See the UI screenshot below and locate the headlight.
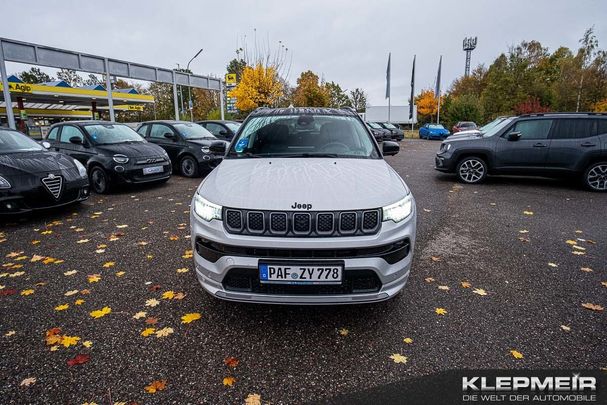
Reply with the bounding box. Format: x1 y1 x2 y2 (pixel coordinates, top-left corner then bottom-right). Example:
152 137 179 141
439 143 451 153
112 154 129 164
194 194 222 222
201 146 210 153
73 159 88 178
0 176 11 189
382 195 413 223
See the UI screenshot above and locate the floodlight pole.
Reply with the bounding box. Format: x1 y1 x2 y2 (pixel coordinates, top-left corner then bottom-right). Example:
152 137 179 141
186 48 203 122
172 70 179 120
0 45 15 129
219 80 225 120
104 58 115 122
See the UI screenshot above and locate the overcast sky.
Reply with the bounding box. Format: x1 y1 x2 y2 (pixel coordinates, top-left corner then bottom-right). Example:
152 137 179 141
3 0 606 105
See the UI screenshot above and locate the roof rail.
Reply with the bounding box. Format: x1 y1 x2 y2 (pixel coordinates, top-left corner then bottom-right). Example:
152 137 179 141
518 112 607 117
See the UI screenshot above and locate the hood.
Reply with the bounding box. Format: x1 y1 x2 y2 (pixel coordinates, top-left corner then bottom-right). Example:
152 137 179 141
186 139 229 147
199 158 409 211
95 142 166 157
445 131 483 142
0 151 78 177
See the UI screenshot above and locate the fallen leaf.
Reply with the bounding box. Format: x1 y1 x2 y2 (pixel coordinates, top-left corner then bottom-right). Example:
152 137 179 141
473 288 488 296
581 303 604 312
64 270 77 276
90 306 112 319
181 313 201 324
67 353 90 367
523 211 534 216
403 337 413 344
82 340 93 348
438 285 450 291
5 330 16 337
430 256 441 262
75 299 85 305
224 356 239 368
116 224 128 229
20 289 34 296
145 298 160 307
155 327 174 338
565 240 577 245
519 230 529 234
176 267 189 273
61 335 80 348
162 291 175 300
76 239 90 244
581 267 593 273
145 317 159 325
572 251 586 256
572 245 586 251
141 328 156 337
510 350 524 359
20 377 36 387
601 281 607 288
424 277 435 283
144 380 167 394
560 325 571 332
102 261 115 268
133 311 147 319
423 208 431 213
548 262 558 268
460 281 472 288
245 393 262 405
338 328 349 336
223 376 236 387
64 290 79 297
389 353 408 364
87 274 101 283
435 307 447 315
115 271 125 277
173 292 186 300
30 254 45 262
55 304 69 311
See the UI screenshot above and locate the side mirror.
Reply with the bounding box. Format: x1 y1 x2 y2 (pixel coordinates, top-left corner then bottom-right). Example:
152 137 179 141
41 141 51 149
69 136 83 145
209 141 227 154
507 132 521 141
219 129 229 136
382 141 400 156
163 132 175 140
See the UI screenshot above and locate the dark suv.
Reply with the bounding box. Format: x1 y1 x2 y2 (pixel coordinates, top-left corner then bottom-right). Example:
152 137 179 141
435 113 607 191
47 121 171 194
137 121 228 177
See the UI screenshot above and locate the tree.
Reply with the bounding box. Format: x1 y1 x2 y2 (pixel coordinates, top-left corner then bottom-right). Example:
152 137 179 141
227 63 284 113
192 88 219 120
449 65 487 98
513 96 551 115
57 69 83 87
444 94 483 127
324 81 351 108
349 88 367 112
18 67 54 83
292 71 328 107
415 89 442 123
227 58 247 82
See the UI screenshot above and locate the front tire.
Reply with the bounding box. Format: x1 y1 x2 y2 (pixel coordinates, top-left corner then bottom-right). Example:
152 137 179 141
456 157 488 184
90 167 111 194
584 162 607 191
180 155 200 178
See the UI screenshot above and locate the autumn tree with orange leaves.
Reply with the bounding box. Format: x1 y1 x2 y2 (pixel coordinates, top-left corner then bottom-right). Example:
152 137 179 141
415 89 444 124
228 64 284 113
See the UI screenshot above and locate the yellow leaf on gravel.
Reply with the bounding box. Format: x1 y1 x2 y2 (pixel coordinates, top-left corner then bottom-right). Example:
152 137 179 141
582 303 604 312
245 393 262 405
90 306 112 318
40 230 53 235
403 337 414 344
162 291 175 300
338 328 349 336
155 327 174 338
115 271 125 277
581 267 593 272
572 251 586 256
430 256 441 262
181 313 201 324
473 288 488 296
389 353 408 364
5 330 15 337
548 263 558 268
87 274 101 283
523 211 534 216
435 308 447 315
30 254 45 262
55 304 69 311
438 285 450 291
460 281 472 288
601 281 607 288
64 270 77 276
20 289 34 296
20 377 36 387
560 325 571 332
141 328 156 337
223 376 236 387
82 340 93 348
64 290 79 297
572 245 586 251
144 379 167 393
74 299 85 305
102 261 115 268
424 277 435 283
566 240 577 245
519 230 529 234
510 350 524 359
176 267 189 273
145 298 160 307
116 224 128 229
61 335 80 348
133 311 147 319
76 239 90 244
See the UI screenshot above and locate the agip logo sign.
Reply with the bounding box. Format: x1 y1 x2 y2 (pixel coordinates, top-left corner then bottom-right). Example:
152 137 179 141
8 83 33 93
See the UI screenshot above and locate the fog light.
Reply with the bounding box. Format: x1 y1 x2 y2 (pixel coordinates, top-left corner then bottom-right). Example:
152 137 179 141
114 166 125 173
203 155 211 161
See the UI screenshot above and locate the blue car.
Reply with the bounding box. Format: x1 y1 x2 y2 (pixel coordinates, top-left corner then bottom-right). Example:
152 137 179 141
419 124 450 140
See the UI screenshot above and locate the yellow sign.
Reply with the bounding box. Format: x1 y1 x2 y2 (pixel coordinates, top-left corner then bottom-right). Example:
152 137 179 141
8 82 33 93
225 73 237 85
114 104 145 111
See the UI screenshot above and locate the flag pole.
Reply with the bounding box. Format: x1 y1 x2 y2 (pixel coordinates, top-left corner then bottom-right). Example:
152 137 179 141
436 55 442 125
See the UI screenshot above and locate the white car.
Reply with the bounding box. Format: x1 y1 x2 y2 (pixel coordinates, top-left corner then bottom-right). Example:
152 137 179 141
190 107 416 304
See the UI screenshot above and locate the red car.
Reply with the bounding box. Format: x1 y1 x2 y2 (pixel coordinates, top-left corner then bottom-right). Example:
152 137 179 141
452 121 478 133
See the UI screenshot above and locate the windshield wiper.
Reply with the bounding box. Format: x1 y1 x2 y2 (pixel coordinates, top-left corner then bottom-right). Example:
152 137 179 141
279 153 340 158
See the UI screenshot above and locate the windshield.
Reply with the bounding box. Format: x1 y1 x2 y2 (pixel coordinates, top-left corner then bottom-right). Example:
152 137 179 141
225 122 241 132
383 122 398 129
481 117 515 137
0 129 45 153
175 123 216 140
227 114 380 159
429 124 445 129
367 122 382 129
84 124 145 145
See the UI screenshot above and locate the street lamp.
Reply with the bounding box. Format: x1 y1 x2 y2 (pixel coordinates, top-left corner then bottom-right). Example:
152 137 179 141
186 48 203 122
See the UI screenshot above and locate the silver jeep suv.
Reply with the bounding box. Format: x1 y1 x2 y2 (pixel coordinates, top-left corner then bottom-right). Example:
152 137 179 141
190 107 416 304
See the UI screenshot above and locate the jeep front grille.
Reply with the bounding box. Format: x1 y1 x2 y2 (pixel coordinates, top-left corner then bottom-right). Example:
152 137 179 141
41 175 63 199
223 208 381 237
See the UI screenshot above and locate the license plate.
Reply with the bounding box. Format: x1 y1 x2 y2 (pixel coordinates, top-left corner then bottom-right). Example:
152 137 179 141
143 166 163 175
259 263 343 284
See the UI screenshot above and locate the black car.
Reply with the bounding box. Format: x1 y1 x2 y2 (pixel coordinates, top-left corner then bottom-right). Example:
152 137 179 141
136 121 229 177
435 113 607 191
198 120 241 141
366 122 390 142
0 128 89 214
47 121 171 194
375 122 404 141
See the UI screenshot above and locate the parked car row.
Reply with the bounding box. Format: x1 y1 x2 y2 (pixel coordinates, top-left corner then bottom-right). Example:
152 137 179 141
366 121 404 142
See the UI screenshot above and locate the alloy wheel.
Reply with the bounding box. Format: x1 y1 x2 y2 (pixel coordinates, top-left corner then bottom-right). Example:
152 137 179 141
458 159 485 183
91 168 107 193
181 157 196 177
586 164 607 191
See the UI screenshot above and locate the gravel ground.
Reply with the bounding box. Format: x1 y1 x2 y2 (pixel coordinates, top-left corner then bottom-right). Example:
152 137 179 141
0 139 605 404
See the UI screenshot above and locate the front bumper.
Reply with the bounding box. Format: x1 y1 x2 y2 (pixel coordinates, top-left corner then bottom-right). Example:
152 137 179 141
0 178 89 215
109 162 172 184
190 203 416 305
434 154 456 172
